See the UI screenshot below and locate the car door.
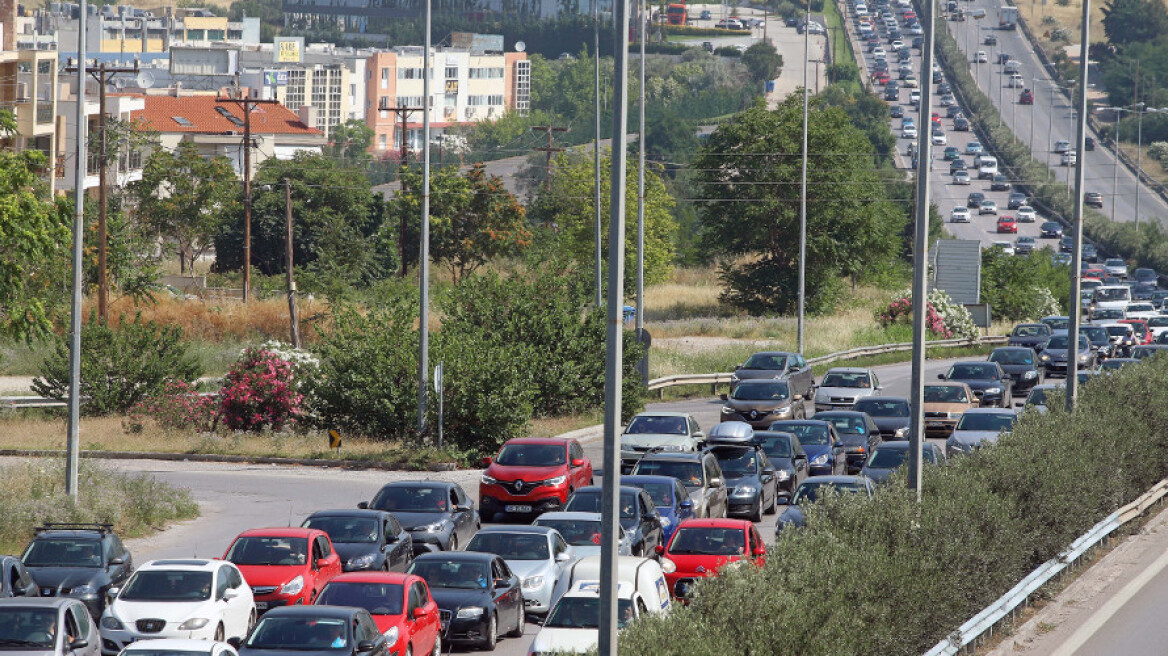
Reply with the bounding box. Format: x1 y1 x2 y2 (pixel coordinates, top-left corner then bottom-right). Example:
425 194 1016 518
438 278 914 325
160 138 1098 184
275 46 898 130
865 417 882 451
756 450 776 509
790 437 809 485
549 533 571 583
569 441 592 488
674 481 695 522
216 564 249 637
688 417 705 449
414 580 441 651
704 456 728 518
313 535 342 599
492 559 521 630
449 486 475 546
355 612 386 656
637 491 662 553
66 601 99 656
828 427 846 475
385 515 411 572
749 527 767 566
789 354 813 398
104 535 132 586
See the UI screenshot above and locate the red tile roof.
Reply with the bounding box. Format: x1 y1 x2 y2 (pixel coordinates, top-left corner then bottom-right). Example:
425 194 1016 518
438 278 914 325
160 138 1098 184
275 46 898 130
129 95 321 135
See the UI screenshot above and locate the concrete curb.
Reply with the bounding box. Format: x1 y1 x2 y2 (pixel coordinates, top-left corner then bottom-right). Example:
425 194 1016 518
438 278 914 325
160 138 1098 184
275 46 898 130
0 449 460 472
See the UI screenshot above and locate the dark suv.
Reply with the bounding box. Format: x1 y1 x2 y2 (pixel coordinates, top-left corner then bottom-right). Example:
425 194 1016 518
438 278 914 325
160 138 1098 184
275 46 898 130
631 451 729 520
20 523 133 618
938 361 1013 407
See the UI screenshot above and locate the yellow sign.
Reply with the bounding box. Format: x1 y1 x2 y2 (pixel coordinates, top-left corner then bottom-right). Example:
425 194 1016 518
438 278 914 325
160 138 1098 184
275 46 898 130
276 38 302 63
328 429 342 450
445 79 459 94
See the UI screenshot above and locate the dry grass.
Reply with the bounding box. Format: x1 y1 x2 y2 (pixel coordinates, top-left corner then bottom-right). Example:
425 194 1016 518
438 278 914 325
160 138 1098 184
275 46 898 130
1118 143 1168 189
103 294 330 344
1019 0 1106 46
528 408 605 436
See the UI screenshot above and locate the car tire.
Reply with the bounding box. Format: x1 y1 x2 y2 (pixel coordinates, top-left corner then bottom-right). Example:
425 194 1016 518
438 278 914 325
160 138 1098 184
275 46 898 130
508 604 525 637
479 614 498 651
765 490 778 515
247 611 256 632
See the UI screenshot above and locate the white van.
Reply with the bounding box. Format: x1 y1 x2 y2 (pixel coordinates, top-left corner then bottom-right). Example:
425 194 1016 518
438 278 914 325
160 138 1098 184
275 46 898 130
978 156 999 179
551 556 671 614
1004 59 1021 74
527 580 649 655
1091 285 1132 313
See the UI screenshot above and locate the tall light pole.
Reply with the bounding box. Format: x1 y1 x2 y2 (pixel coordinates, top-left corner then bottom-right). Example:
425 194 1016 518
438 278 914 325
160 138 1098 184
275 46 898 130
1135 102 1145 232
599 0 630 650
797 4 809 355
417 0 432 438
66 0 89 499
594 0 603 307
635 0 648 384
1065 0 1090 410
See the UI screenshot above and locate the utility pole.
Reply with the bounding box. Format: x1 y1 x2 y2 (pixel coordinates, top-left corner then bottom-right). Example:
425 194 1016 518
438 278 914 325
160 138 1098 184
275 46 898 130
797 4 809 355
532 125 568 191
418 0 432 440
284 178 301 348
66 0 89 500
389 104 421 277
636 0 648 384
594 0 603 308
1066 0 1091 409
64 60 139 323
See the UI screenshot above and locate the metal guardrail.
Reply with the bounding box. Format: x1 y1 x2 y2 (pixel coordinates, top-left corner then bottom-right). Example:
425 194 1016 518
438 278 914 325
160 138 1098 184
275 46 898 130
646 336 1007 392
1 391 219 410
924 478 1168 655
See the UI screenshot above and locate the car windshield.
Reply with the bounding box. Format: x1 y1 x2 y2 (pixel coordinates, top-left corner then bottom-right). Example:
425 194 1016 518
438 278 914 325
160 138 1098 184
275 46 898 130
1102 359 1131 371
302 517 378 544
0 609 59 649
1129 304 1155 313
1012 325 1048 337
772 423 830 445
714 447 759 475
544 597 634 630
758 434 794 458
1081 327 1109 343
466 532 550 561
21 538 102 567
120 570 213 601
820 416 866 435
866 448 907 470
955 413 1015 431
948 364 999 380
1043 318 1070 330
924 385 968 403
565 491 637 519
1106 259 1124 266
1148 317 1168 328
225 537 308 566
1046 335 1088 350
1095 309 1124 320
122 651 209 656
408 560 490 590
1126 323 1148 337
624 415 688 435
852 399 909 417
1132 347 1163 360
792 481 865 504
495 443 566 467
633 460 704 488
245 616 350 650
730 381 790 401
371 486 449 513
634 482 676 507
742 353 787 370
534 519 602 547
990 350 1033 365
1095 288 1130 302
316 581 404 616
821 372 872 388
668 527 746 556
1106 326 1132 338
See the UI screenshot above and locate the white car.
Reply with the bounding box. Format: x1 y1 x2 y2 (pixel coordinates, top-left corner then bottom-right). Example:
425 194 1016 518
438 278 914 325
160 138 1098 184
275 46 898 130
1016 205 1037 222
119 640 238 656
463 525 574 616
953 170 971 185
1103 258 1129 278
903 125 918 139
1146 315 1168 340
932 132 947 146
903 75 919 88
100 560 255 654
527 581 645 655
975 50 988 63
1125 302 1158 320
872 46 887 58
1054 139 1072 153
1008 74 1025 88
978 200 998 215
909 90 921 106
991 241 1016 256
1061 150 1078 166
950 206 971 222
533 512 634 559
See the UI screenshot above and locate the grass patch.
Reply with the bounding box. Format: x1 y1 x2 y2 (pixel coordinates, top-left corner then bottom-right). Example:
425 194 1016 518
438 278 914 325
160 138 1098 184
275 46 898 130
1019 0 1106 46
0 458 199 554
822 0 853 64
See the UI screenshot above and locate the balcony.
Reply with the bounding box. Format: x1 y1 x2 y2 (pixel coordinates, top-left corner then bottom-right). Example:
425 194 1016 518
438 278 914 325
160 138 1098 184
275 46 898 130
36 104 53 125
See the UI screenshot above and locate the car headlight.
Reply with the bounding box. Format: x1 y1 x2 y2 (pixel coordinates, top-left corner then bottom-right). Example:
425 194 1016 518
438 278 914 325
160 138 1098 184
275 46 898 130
457 606 485 619
384 626 399 646
1023 370 1037 379
985 387 1002 395
660 558 677 574
810 453 828 466
894 427 909 437
774 406 792 416
179 618 210 631
544 475 566 486
100 616 124 630
522 576 544 591
775 470 791 482
658 444 684 452
1079 355 1089 362
280 575 304 596
731 485 758 497
1040 354 1051 361
721 406 736 414
68 584 97 597
481 474 498 485
947 412 961 419
423 521 447 532
347 553 377 568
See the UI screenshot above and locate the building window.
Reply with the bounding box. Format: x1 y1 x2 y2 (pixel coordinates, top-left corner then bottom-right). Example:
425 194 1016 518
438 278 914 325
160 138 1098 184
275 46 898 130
381 67 389 88
487 94 503 106
379 134 386 150
469 67 504 79
396 95 423 107
397 67 423 79
445 66 458 79
513 60 530 116
467 95 486 106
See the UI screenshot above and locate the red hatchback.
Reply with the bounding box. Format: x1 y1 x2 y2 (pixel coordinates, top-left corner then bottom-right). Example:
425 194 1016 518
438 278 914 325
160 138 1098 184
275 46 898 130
658 518 766 601
315 572 442 656
997 215 1018 233
479 437 593 520
224 527 343 611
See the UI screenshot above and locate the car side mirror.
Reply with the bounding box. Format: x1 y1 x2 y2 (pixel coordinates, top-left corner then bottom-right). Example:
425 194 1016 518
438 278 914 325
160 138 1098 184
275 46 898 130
495 578 510 589
794 453 807 461
710 477 723 487
107 586 120 598
752 546 767 557
936 373 946 380
68 640 89 651
108 557 124 567
875 385 883 391
316 558 329 569
481 456 493 466
1015 400 1024 407
679 499 694 509
655 544 665 555
762 467 776 476
222 587 239 601
556 551 572 562
356 641 376 653
793 394 803 401
734 365 742 371
693 432 704 439
720 393 728 401
571 458 586 467
413 607 427 619
456 503 473 511
357 501 369 510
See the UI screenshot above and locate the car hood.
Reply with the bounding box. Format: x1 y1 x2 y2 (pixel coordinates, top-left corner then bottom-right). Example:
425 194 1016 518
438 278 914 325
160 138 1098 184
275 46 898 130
836 434 868 448
665 553 743 576
815 387 875 401
776 506 806 531
869 415 910 431
996 363 1037 376
529 627 598 654
109 598 215 623
505 559 553 581
392 511 450 531
733 369 784 382
949 430 1003 447
240 648 336 656
24 566 105 592
951 378 1003 392
1042 348 1085 361
485 464 567 482
235 564 305 588
332 542 379 562
923 402 973 414
428 586 491 612
723 399 792 412
860 466 894 484
723 474 761 492
620 435 692 449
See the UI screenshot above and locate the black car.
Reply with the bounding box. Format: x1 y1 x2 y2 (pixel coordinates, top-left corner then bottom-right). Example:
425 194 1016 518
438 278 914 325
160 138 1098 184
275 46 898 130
235 605 388 656
984 33 998 45
1082 243 1098 262
1008 192 1029 209
1039 333 1094 376
810 411 882 474
359 481 480 554
950 158 968 173
912 36 924 49
0 555 38 598
890 104 904 118
768 420 846 477
851 396 911 439
408 552 525 649
1134 267 1159 284
564 486 664 556
1080 324 1114 359
708 442 779 521
990 174 1011 191
937 82 952 95
754 431 809 503
860 441 946 485
967 192 986 208
1085 136 1095 150
1060 235 1074 253
784 16 800 26
1151 290 1168 309
775 476 875 533
301 509 413 573
20 523 133 618
1132 281 1157 301
885 86 899 101
1040 221 1064 238
938 361 1013 407
987 347 1043 395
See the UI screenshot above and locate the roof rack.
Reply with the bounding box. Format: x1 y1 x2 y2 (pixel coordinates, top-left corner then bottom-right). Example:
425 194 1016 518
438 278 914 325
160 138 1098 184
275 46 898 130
35 522 114 534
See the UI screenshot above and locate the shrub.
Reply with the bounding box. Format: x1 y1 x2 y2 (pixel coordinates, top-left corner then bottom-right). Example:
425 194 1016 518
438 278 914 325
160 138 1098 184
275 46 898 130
713 46 742 58
219 348 304 431
127 380 217 433
876 289 977 339
1148 141 1168 165
32 314 202 416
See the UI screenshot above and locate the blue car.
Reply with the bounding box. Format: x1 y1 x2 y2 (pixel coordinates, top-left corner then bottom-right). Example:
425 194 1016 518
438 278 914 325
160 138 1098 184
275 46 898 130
621 474 695 543
768 420 846 477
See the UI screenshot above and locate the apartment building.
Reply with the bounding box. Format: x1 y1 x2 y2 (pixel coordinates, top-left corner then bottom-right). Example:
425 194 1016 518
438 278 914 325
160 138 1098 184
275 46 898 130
57 89 146 193
25 4 259 55
0 0 59 192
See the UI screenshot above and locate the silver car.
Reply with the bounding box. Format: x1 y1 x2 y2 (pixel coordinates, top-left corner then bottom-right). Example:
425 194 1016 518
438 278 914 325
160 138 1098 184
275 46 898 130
619 412 704 474
813 368 881 411
463 525 574 616
945 408 1016 458
532 512 633 560
0 598 101 656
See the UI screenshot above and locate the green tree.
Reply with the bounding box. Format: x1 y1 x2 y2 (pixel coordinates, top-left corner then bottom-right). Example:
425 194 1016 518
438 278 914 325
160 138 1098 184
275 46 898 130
980 247 1069 320
527 150 677 290
325 119 374 166
694 97 906 315
741 41 783 83
1101 0 1168 45
0 109 71 340
131 142 239 274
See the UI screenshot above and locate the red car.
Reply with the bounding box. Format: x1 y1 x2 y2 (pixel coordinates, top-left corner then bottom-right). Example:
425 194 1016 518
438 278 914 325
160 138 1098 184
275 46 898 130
479 437 593 520
315 572 442 656
1020 88 1034 104
997 215 1018 233
657 518 766 601
224 527 343 611
873 71 891 85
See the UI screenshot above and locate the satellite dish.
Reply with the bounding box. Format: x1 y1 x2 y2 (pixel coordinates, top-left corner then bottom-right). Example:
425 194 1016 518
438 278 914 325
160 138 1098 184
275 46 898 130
136 70 155 89
515 40 526 52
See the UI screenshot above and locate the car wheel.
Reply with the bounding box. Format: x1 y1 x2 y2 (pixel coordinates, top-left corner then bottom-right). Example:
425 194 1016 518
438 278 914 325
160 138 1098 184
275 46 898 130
431 635 441 656
749 499 763 523
406 647 413 656
449 535 458 552
508 604 525 637
479 614 498 650
214 624 224 642
247 611 256 632
765 489 778 515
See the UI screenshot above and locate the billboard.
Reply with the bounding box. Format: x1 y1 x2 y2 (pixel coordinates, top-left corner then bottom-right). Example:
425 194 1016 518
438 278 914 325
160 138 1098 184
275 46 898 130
170 46 238 76
275 37 304 63
450 32 504 53
264 70 289 86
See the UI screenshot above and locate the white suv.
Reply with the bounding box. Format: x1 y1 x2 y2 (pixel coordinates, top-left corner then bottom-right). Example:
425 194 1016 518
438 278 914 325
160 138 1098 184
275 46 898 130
100 559 256 654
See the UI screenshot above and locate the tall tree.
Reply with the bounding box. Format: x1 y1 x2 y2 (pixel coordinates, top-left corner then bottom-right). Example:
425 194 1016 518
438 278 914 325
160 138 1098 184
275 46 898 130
1101 0 1168 46
695 97 906 315
131 142 239 274
325 119 375 166
741 41 783 84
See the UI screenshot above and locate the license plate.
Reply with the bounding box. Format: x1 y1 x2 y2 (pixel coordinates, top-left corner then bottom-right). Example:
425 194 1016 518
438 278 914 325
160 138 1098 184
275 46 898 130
927 422 943 428
256 602 269 611
505 505 532 513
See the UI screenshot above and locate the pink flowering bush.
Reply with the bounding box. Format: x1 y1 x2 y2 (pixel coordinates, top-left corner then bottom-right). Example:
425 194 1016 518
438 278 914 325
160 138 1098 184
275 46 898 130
126 380 217 433
875 293 954 338
219 348 303 432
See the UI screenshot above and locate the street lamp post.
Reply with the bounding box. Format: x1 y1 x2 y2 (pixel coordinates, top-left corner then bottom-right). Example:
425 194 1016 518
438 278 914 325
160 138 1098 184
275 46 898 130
1136 102 1145 231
